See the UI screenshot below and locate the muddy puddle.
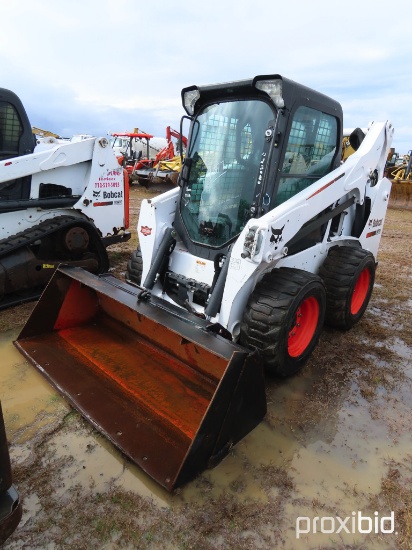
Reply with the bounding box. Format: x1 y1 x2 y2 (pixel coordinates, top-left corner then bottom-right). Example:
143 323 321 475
2 314 411 548
182 353 412 548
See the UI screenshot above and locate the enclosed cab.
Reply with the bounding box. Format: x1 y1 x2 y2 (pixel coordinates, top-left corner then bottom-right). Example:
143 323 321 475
176 75 343 262
0 88 36 203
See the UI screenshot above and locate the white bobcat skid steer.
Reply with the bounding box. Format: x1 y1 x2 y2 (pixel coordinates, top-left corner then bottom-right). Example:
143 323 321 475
132 75 392 376
15 75 393 491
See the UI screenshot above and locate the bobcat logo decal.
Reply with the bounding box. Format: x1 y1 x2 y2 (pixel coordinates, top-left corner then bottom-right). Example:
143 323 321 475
270 225 285 245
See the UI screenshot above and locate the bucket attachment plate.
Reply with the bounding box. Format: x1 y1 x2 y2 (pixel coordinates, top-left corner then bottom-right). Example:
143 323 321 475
15 266 266 491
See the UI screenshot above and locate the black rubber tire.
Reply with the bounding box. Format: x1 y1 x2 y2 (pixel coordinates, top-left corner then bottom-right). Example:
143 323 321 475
240 268 326 377
319 245 376 330
125 246 143 286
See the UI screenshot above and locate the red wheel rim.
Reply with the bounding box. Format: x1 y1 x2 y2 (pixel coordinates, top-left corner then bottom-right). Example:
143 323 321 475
351 267 371 315
288 296 319 358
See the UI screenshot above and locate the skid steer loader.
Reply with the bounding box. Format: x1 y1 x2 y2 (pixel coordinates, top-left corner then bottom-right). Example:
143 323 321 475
0 88 130 309
15 74 393 491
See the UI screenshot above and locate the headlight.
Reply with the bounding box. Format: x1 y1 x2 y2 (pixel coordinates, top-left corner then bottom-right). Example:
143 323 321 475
183 88 200 115
255 78 284 108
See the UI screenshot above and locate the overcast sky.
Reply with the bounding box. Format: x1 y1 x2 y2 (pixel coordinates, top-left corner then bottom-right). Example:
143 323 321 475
1 0 411 154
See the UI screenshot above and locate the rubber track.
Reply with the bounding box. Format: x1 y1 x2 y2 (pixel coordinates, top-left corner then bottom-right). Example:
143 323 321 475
0 215 109 310
0 215 79 259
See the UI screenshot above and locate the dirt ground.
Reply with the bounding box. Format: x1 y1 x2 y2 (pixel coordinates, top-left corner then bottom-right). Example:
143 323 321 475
0 188 411 549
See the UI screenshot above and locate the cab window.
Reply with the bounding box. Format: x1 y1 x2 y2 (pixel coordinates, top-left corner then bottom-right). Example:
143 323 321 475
275 106 338 206
0 101 23 159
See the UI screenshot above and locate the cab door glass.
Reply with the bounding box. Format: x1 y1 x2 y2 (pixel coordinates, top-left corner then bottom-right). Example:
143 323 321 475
275 106 338 206
181 99 274 248
0 101 23 160
0 101 31 201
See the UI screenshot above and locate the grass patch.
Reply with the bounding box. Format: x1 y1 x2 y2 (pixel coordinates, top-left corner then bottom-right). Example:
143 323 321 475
368 457 412 549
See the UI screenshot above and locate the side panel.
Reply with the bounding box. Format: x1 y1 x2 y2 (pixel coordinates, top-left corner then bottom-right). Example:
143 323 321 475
30 163 91 198
138 187 179 283
1 138 128 237
72 140 127 236
220 121 394 331
359 177 392 258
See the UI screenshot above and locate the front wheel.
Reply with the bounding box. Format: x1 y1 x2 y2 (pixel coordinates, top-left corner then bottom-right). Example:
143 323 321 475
319 245 376 330
240 268 326 377
125 246 143 286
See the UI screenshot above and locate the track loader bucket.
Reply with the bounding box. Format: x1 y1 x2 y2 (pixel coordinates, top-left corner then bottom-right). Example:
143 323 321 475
15 266 266 491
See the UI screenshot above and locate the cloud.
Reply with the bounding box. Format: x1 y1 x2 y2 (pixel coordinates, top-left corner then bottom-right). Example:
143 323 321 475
1 0 411 152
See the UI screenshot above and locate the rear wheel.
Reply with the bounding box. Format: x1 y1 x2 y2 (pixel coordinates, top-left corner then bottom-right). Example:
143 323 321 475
126 246 143 285
319 245 376 330
240 268 326 377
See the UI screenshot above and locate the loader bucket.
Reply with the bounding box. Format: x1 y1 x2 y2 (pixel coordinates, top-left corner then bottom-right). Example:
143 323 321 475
14 266 266 491
389 181 412 210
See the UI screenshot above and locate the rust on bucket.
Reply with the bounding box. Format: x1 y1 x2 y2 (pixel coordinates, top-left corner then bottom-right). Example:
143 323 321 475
15 266 266 491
